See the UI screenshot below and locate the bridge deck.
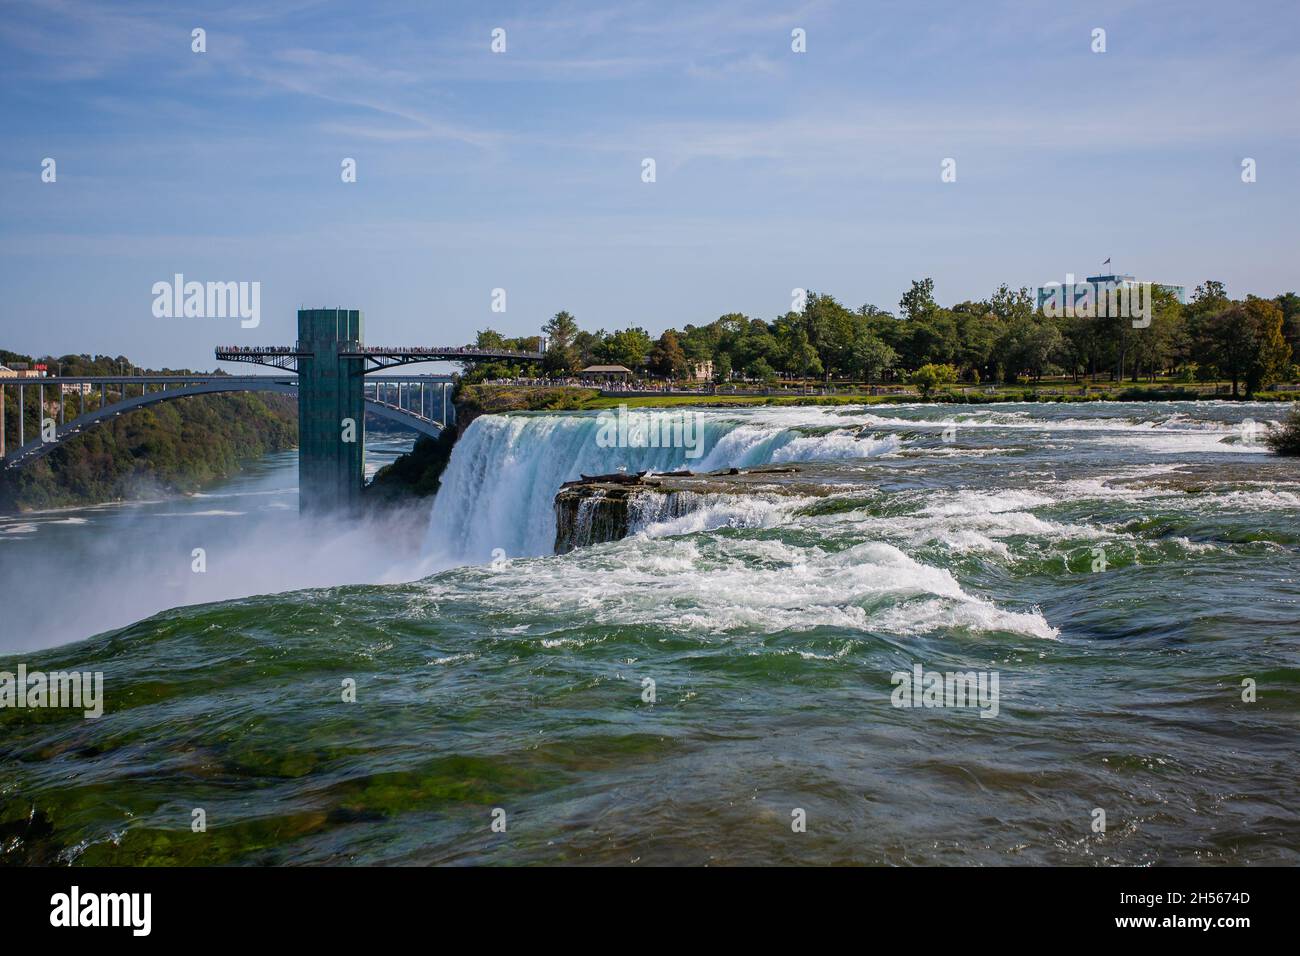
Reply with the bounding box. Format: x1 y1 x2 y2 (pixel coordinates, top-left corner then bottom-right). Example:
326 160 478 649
216 345 542 373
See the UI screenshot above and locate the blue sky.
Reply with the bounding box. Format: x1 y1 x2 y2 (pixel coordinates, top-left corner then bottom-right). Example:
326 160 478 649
1 0 1297 371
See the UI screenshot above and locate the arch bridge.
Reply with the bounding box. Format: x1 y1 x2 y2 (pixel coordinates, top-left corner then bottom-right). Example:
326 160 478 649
1 373 454 472
3 308 544 512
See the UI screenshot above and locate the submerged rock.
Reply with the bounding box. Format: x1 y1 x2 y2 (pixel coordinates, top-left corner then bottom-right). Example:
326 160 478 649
552 466 813 553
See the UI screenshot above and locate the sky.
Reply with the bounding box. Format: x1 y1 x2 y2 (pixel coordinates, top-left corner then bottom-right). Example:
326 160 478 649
1 0 1298 372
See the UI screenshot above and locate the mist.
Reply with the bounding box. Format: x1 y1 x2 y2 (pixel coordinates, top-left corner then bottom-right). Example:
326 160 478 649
0 450 448 655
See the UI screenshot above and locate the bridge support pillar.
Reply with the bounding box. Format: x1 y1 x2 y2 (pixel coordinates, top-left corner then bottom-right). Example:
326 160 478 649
297 308 366 515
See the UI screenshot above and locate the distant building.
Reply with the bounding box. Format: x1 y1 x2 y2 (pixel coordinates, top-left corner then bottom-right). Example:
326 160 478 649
686 359 714 383
1037 273 1186 313
580 364 632 380
0 363 47 379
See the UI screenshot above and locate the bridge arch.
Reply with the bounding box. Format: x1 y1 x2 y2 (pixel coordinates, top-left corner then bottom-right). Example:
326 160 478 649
362 399 445 439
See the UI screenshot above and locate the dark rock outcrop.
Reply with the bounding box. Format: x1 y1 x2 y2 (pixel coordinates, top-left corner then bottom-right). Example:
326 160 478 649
553 466 811 553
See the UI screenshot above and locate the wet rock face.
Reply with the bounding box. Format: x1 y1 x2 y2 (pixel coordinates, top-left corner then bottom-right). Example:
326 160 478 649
552 467 807 553
553 483 636 553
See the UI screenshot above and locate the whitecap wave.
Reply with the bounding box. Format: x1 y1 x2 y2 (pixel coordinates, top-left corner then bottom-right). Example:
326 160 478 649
424 537 1059 641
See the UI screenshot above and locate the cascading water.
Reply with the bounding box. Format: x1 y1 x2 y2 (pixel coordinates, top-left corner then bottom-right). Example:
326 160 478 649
421 408 900 563
626 489 810 539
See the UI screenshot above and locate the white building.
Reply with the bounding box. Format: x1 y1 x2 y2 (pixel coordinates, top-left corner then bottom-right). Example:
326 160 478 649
687 359 714 383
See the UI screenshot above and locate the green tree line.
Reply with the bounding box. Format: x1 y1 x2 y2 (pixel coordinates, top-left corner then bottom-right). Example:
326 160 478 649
466 280 1299 398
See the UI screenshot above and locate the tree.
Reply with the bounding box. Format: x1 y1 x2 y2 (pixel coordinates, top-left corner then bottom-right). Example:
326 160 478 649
599 327 653 369
989 284 1036 323
735 320 778 373
1274 292 1300 358
543 342 578 376
1191 280 1228 306
956 310 1001 381
910 363 957 398
746 357 778 384
573 329 606 368
803 292 859 382
899 278 938 322
852 333 897 385
1184 280 1230 349
1206 306 1258 395
777 324 821 382
896 310 960 369
649 328 688 379
1245 297 1292 394
678 322 719 367
1128 287 1185 381
1204 300 1281 397
543 310 579 349
994 316 1062 383
858 303 893 319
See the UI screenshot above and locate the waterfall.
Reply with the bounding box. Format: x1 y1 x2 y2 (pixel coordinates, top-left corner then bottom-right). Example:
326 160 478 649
421 407 900 564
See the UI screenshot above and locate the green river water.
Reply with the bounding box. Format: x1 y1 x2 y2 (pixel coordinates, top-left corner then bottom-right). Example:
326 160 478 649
1 403 1297 865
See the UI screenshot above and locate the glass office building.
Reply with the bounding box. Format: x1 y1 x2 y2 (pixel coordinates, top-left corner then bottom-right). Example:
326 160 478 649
1037 273 1186 313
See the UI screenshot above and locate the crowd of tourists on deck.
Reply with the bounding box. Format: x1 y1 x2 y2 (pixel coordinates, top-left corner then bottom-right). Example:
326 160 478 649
351 345 539 356
216 345 297 354
218 345 541 356
472 375 872 395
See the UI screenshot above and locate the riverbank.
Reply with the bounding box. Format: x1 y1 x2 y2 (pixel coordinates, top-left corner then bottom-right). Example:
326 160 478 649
463 382 1300 413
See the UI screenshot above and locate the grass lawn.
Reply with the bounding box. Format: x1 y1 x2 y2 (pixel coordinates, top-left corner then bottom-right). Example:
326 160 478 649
577 388 1299 411
462 381 1299 413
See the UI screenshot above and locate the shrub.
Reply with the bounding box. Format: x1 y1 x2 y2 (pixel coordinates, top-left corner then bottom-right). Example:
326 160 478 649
1266 406 1300 456
909 363 958 398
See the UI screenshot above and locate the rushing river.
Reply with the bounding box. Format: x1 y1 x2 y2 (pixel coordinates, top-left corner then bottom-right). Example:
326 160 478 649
1 403 1298 865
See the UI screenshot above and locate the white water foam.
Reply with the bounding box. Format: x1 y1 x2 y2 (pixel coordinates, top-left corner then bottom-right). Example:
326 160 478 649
423 536 1059 640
